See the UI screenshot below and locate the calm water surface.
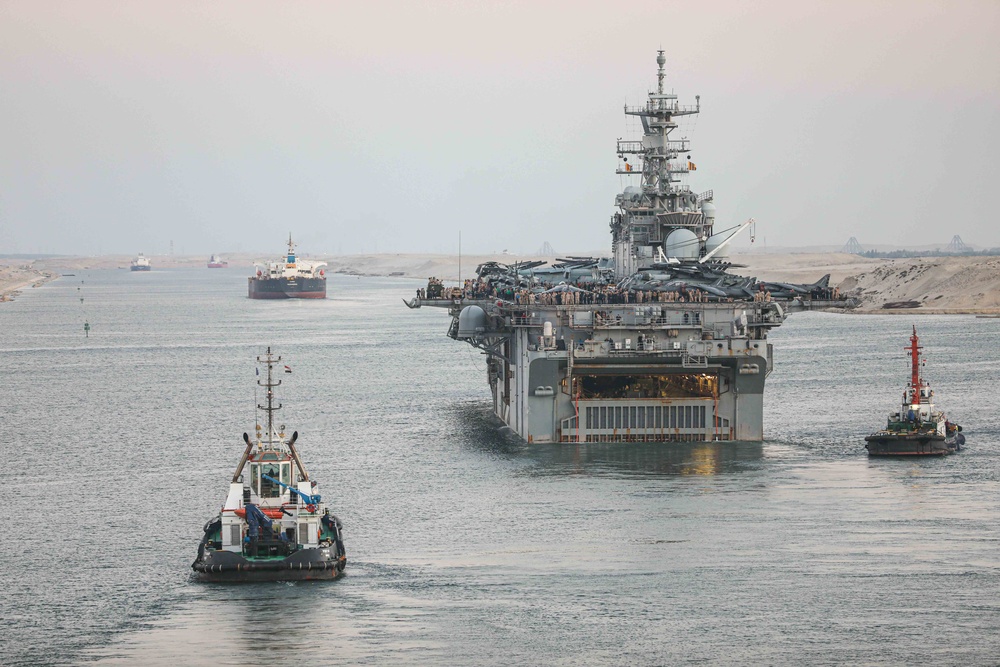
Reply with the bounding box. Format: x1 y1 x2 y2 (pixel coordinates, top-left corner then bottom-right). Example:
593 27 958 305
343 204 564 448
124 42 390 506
1 268 998 665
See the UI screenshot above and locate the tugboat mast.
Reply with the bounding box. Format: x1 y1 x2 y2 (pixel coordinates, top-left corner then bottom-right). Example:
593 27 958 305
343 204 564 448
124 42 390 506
257 347 282 449
906 325 924 405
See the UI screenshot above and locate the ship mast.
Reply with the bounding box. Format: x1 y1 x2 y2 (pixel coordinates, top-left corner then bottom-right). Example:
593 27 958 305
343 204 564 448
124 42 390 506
612 51 708 278
286 233 296 267
905 325 924 405
257 347 282 449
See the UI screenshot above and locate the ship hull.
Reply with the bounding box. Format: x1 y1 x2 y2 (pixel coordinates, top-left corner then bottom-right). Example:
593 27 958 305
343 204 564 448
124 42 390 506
248 277 326 299
192 550 346 582
130 265 151 272
207 263 228 269
439 299 779 444
864 433 956 456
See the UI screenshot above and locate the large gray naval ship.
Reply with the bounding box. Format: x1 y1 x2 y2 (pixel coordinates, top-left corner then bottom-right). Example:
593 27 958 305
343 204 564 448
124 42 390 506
408 52 852 444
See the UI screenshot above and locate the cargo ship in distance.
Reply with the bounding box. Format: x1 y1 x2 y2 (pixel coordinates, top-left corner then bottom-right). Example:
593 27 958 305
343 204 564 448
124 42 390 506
208 254 228 268
130 253 151 271
248 235 327 299
865 326 964 456
407 51 854 444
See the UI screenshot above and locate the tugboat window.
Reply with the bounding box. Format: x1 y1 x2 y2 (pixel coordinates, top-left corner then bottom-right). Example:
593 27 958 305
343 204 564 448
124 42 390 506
260 464 281 498
250 464 260 497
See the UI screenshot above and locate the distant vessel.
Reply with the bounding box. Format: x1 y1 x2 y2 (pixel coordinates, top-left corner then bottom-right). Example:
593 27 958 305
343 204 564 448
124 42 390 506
191 348 347 581
130 254 151 271
248 235 327 299
865 326 964 456
208 254 228 268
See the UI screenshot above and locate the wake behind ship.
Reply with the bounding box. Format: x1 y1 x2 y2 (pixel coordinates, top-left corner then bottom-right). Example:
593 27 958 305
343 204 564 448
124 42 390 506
248 235 327 299
407 51 854 444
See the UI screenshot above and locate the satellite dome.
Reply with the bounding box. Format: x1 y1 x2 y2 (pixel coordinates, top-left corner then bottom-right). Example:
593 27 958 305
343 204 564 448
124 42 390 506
663 229 699 260
457 305 488 338
700 201 716 219
705 232 730 259
623 186 642 201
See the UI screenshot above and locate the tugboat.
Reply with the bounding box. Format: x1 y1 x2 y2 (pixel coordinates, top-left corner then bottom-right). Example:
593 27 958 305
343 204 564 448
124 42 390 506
248 235 327 299
192 348 346 581
865 326 964 456
207 254 229 268
130 253 151 271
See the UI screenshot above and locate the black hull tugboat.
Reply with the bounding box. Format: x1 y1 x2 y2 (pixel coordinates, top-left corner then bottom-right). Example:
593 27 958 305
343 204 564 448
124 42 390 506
865 326 964 457
192 348 346 581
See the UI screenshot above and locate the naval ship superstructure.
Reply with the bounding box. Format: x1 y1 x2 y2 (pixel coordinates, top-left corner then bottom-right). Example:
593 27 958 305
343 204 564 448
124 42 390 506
408 52 848 444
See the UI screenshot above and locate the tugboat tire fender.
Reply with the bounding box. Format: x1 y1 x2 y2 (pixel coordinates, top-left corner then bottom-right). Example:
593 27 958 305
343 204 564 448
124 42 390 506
194 560 341 573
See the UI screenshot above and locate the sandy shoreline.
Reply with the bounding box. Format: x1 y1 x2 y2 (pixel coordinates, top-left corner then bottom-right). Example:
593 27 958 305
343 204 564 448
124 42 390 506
6 252 999 314
0 263 58 302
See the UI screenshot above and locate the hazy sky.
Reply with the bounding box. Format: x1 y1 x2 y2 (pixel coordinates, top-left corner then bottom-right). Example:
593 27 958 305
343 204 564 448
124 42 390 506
2 1 998 256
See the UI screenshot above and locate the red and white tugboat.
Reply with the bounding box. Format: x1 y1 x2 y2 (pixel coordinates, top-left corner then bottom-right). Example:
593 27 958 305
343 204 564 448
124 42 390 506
192 348 346 581
865 326 964 456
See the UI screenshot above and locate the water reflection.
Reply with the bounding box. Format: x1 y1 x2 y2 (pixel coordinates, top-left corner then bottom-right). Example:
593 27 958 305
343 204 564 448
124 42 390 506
450 401 764 478
449 402 529 459
525 440 765 478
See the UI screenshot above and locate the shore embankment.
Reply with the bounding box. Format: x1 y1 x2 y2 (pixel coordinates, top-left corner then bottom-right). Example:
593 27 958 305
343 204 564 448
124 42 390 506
834 255 1000 314
0 262 58 302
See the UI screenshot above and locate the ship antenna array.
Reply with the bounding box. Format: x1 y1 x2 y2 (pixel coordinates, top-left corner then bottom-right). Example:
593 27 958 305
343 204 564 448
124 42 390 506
656 49 666 95
257 346 282 449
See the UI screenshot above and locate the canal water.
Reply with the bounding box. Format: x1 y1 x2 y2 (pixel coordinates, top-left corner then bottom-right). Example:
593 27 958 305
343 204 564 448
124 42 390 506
1 268 997 665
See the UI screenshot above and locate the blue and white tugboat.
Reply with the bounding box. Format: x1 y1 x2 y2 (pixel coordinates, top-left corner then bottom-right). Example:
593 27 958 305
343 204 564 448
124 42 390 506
192 348 346 581
865 326 965 456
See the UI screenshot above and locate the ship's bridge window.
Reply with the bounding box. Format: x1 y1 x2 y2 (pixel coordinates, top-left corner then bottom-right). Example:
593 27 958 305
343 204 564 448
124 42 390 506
250 461 291 499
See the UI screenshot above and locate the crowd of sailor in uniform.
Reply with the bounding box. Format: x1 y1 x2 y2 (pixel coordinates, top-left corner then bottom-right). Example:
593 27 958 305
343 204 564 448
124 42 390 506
416 274 841 305
416 277 781 305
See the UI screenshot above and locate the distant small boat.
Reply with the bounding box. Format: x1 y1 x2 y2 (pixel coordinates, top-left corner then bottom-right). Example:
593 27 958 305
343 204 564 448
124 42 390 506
208 254 229 269
130 254 151 271
865 326 964 456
